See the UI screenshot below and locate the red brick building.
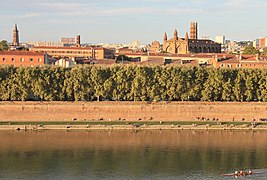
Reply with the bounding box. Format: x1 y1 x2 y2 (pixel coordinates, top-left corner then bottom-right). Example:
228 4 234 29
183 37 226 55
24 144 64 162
210 54 267 69
29 46 115 59
0 51 49 67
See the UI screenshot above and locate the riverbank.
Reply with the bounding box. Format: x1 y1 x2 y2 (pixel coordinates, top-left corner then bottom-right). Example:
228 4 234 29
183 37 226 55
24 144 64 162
0 101 267 122
1 121 267 131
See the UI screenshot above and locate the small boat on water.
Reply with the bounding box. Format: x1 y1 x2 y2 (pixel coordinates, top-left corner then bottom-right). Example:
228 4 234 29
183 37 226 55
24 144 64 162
222 170 261 177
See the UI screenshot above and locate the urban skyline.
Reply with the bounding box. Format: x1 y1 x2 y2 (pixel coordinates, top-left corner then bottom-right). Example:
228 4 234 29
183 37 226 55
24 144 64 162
0 0 267 44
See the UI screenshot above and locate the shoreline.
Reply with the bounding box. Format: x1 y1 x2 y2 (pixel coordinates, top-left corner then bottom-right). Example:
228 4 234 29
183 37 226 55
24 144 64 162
1 123 267 131
1 101 267 132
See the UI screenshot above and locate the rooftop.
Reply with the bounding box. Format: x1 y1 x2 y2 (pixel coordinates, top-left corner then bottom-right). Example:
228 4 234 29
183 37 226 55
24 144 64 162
0 51 45 56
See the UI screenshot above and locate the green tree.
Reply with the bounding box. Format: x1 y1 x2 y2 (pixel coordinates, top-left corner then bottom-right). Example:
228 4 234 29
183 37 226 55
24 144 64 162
261 48 267 55
116 55 129 63
243 46 259 55
0 40 9 51
201 69 224 101
233 70 246 101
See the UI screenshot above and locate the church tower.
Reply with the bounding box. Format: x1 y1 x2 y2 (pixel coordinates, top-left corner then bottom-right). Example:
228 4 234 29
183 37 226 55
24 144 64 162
190 22 198 39
12 24 19 46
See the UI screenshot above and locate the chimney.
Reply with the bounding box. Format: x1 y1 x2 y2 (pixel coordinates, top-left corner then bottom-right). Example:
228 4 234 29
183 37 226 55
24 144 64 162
239 54 242 61
76 35 81 47
255 53 259 61
215 55 218 62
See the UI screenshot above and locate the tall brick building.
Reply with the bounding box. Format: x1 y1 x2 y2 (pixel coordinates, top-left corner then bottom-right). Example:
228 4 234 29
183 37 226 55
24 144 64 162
12 24 19 46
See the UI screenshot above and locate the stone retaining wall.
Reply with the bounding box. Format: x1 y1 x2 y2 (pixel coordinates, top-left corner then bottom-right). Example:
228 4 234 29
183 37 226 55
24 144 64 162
0 101 266 122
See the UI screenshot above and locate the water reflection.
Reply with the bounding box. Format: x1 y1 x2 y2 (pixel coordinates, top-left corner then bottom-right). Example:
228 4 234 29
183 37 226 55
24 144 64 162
0 130 267 179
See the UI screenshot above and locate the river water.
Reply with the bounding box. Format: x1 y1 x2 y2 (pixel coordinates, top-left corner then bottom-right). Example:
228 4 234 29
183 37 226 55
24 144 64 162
0 130 267 179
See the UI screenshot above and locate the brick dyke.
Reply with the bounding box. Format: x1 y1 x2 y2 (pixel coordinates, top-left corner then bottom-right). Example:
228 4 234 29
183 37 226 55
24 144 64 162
0 101 266 122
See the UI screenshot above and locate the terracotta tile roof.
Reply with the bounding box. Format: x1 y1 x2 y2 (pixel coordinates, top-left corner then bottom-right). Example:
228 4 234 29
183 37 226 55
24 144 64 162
30 46 93 50
0 51 45 56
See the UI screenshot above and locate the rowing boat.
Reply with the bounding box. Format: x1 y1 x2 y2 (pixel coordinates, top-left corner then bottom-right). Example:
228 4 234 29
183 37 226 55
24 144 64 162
221 171 262 177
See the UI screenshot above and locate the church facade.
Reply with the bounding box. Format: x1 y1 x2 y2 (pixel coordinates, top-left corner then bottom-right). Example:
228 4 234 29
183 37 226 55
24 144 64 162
163 22 221 54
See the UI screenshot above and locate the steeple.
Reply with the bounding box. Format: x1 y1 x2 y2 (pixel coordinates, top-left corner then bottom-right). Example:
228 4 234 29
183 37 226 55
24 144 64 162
163 32 167 42
12 23 19 46
14 24 18 31
174 29 178 38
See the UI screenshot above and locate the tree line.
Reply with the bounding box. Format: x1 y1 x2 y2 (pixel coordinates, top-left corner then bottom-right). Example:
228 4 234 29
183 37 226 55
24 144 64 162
0 65 267 102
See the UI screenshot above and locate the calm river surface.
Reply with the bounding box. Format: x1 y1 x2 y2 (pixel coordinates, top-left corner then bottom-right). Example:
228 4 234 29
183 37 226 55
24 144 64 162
0 130 267 180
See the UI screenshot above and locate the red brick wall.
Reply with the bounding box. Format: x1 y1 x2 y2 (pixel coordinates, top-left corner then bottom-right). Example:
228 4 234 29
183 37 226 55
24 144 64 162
0 52 45 66
0 101 266 122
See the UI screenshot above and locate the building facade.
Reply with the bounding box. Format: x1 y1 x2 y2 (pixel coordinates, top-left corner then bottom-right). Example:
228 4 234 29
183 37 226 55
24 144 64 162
210 54 267 69
163 22 221 55
150 41 161 53
30 46 115 59
0 51 49 67
163 30 189 54
215 36 226 44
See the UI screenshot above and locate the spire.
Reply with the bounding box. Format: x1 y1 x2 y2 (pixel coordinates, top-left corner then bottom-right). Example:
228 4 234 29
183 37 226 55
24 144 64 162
14 23 18 31
185 32 189 41
174 29 178 38
12 23 19 46
163 32 167 41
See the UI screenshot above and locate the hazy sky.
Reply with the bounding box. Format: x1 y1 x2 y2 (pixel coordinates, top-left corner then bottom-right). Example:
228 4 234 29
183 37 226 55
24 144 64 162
0 0 266 44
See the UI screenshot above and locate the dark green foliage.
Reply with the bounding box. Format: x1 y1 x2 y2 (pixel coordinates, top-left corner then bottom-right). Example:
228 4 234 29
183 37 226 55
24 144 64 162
0 40 9 51
262 48 267 56
243 46 260 55
0 65 267 102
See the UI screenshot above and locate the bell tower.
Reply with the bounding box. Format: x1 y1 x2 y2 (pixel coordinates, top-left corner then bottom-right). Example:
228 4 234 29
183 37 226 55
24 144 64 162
12 24 19 46
190 22 198 39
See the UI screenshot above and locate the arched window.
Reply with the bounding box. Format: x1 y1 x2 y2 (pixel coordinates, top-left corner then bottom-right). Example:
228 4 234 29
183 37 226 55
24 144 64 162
199 47 202 53
189 46 193 52
194 47 198 53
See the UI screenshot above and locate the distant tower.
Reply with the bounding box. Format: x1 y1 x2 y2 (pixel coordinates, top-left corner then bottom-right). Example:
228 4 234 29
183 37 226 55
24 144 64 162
76 35 81 47
190 22 198 39
12 24 19 46
163 32 167 42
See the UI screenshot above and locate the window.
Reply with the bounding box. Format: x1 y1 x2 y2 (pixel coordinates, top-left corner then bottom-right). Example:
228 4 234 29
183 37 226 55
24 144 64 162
2 58 6 62
11 58 15 62
38 58 42 62
29 58 33 62
20 58 24 62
